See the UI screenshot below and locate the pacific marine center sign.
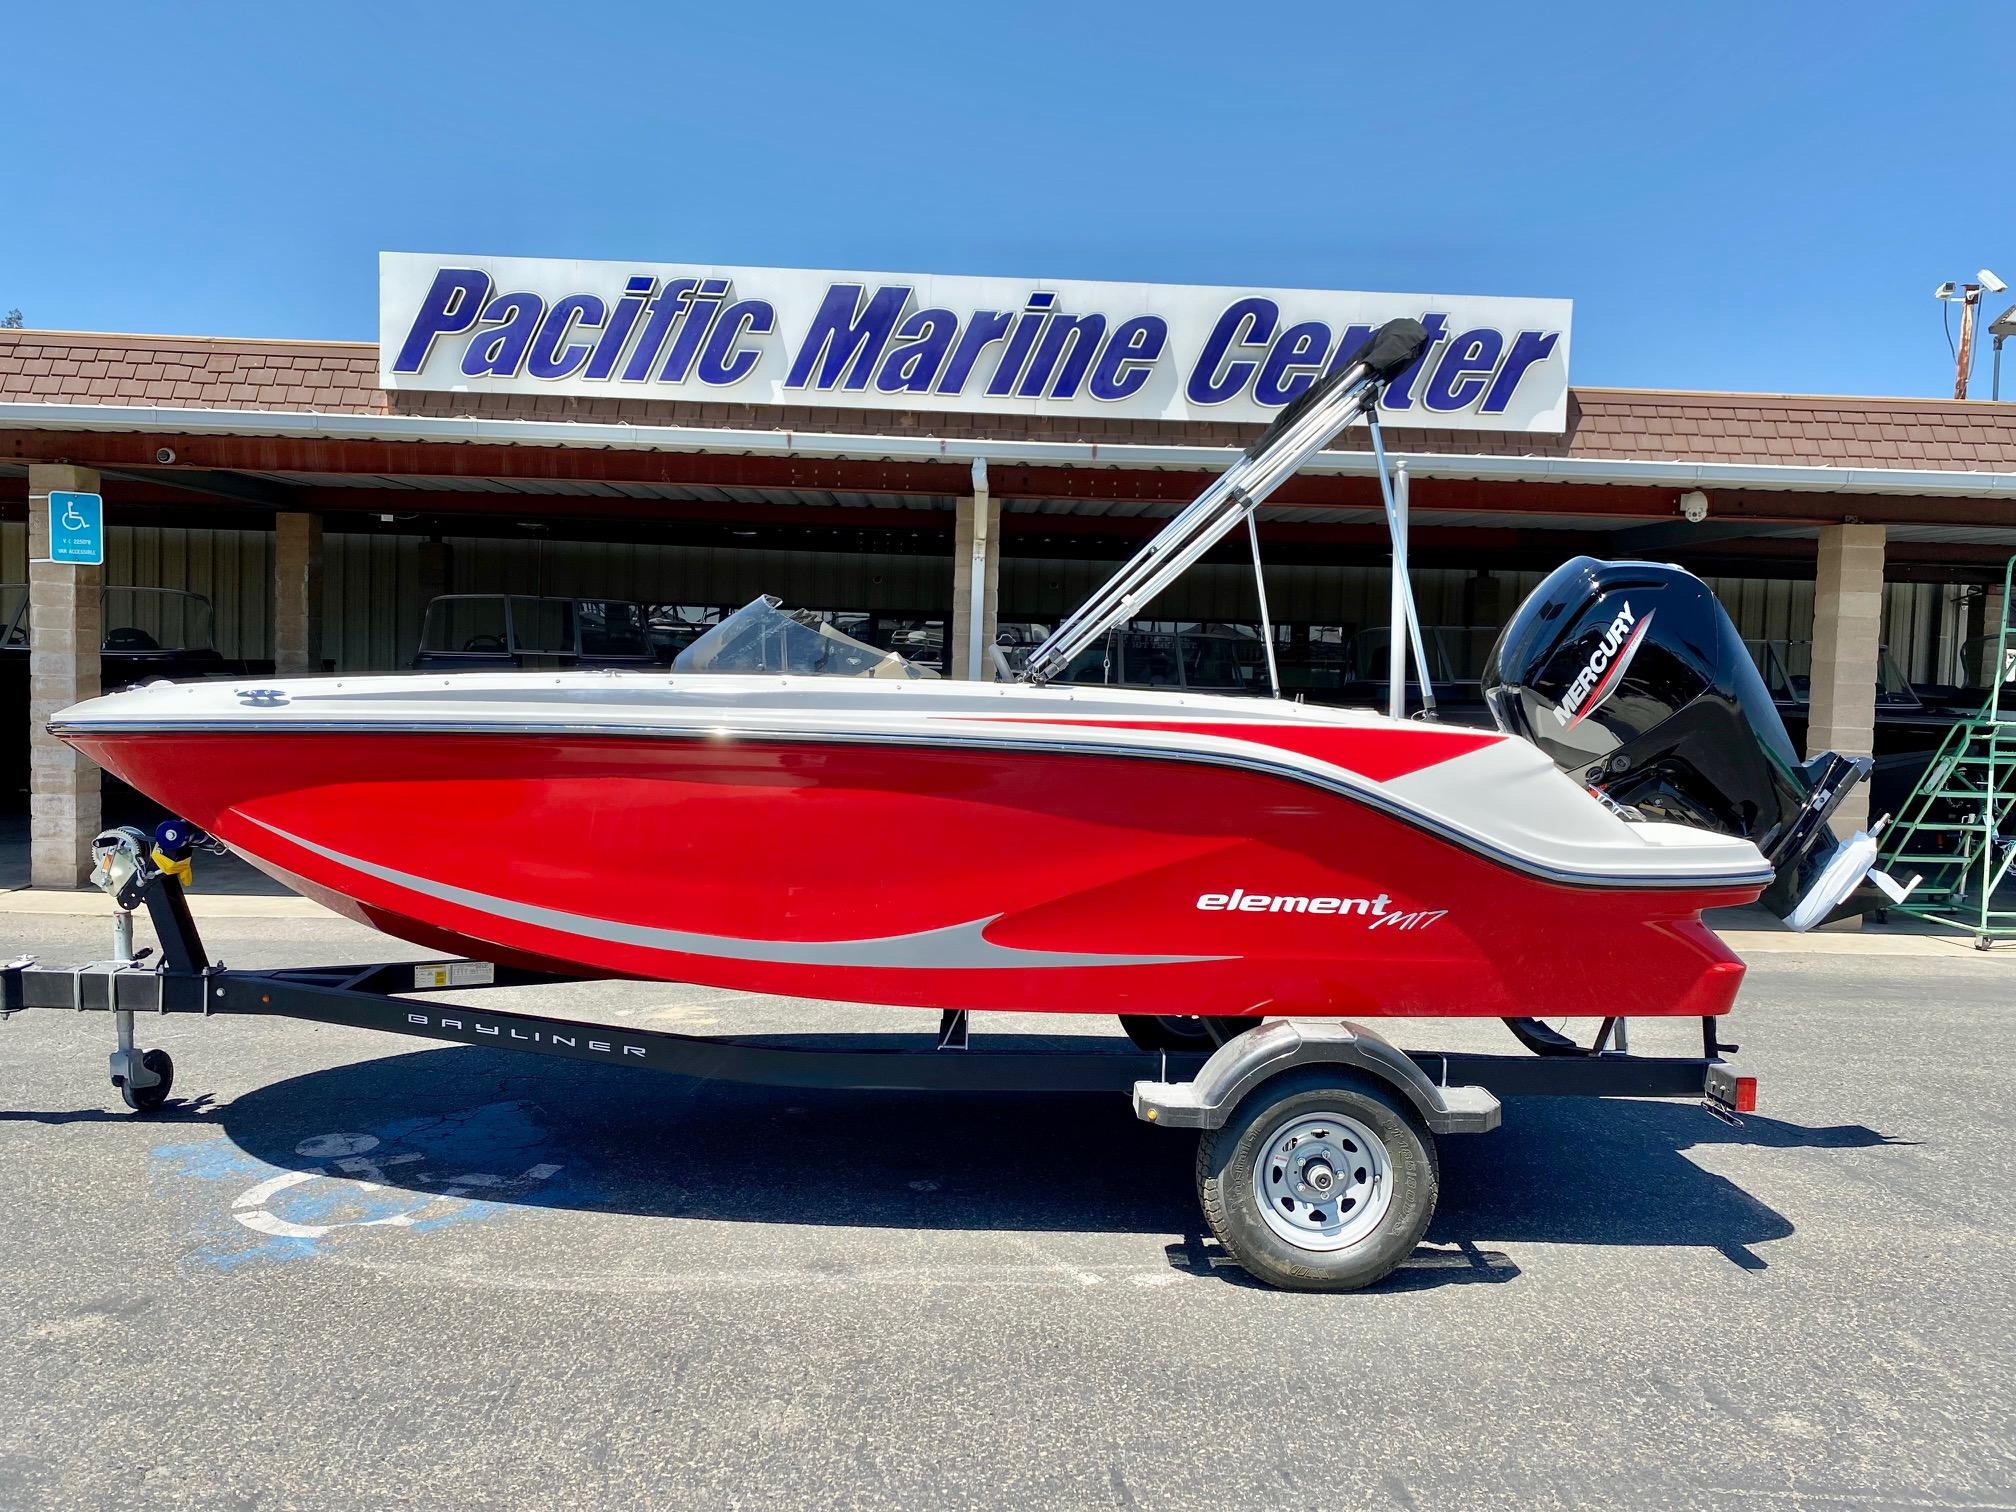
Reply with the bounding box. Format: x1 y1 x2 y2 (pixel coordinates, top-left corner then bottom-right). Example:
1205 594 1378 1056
380 252 1572 433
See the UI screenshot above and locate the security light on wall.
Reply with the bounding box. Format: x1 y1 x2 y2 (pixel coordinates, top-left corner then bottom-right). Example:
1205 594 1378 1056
1934 274 1995 398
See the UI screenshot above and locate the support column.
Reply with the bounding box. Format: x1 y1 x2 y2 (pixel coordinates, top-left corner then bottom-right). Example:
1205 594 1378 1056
1807 523 1886 837
417 537 452 606
1983 580 2008 652
415 536 452 663
272 512 325 676
950 492 1002 680
1464 570 1508 676
28 464 102 888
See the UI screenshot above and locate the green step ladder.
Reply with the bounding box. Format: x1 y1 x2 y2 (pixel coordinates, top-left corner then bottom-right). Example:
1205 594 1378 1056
1877 557 2016 949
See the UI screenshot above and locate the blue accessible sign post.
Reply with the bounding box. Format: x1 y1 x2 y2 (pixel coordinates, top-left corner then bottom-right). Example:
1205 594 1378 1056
48 491 104 565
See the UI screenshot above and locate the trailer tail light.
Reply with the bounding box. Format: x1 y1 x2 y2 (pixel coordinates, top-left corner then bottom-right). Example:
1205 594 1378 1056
1704 1064 1757 1122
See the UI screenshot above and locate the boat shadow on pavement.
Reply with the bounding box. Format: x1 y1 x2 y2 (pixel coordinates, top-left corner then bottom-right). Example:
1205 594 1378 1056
35 1035 1901 1291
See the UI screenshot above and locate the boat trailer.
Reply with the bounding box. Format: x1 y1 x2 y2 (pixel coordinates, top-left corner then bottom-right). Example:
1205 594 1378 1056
2 829 1757 1291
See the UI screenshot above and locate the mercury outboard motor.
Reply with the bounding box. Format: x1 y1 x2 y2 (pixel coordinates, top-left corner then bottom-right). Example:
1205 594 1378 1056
1481 557 1881 922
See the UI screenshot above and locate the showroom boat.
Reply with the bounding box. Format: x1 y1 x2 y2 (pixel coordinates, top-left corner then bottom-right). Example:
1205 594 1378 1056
48 319 1884 1026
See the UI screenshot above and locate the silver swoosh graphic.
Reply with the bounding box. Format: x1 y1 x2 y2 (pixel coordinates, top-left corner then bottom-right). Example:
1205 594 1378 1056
240 816 1225 971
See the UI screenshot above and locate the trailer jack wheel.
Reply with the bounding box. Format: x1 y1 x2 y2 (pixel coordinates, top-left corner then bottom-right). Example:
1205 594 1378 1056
113 1047 174 1114
1195 1069 1436 1292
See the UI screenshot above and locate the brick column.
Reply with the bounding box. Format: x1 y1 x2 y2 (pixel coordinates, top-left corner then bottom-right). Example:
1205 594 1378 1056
950 494 1002 680
417 537 452 606
273 512 324 676
1807 523 1886 836
1983 581 2008 652
28 465 102 888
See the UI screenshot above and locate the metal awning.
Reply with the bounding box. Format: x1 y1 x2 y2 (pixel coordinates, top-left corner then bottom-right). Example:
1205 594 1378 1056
5 399 2016 501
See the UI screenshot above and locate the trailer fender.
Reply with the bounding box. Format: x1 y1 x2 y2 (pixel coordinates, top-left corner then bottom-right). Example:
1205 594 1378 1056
1131 1018 1501 1134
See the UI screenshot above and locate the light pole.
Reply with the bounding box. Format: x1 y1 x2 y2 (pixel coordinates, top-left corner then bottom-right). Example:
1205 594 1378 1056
1991 305 2016 402
1937 269 2007 399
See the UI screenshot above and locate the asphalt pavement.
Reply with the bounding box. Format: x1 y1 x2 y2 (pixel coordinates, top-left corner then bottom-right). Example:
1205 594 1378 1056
0 904 2011 1510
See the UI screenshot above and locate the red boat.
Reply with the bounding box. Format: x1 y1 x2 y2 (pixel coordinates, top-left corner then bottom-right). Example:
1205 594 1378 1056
51 315 1874 1037
24 316 1885 1293
60 673 1769 1025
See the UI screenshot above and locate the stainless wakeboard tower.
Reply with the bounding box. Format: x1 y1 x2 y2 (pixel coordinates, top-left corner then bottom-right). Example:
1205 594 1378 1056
1017 317 1435 715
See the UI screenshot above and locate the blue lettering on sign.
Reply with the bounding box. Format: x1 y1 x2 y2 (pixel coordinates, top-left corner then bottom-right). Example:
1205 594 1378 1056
935 310 1014 395
389 264 1563 420
1424 328 1504 412
1018 311 1106 400
1377 312 1449 411
1326 323 1376 375
393 268 493 374
1255 320 1329 406
1480 330 1560 414
698 299 775 385
1088 316 1165 401
787 283 913 391
658 279 731 384
462 292 545 378
623 279 700 383
1188 297 1278 406
584 276 657 381
876 308 959 394
986 292 1058 398
526 294 607 381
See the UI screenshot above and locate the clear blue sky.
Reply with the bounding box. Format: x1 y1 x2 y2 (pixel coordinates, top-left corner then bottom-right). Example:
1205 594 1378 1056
7 0 2012 398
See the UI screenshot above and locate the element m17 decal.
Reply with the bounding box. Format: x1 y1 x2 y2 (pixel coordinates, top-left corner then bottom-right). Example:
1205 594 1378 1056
1196 890 1449 929
1199 889 1390 917
1553 604 1655 729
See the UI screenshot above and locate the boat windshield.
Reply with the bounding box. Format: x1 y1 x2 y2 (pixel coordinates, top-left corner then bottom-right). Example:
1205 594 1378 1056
576 599 652 659
1957 635 2016 690
1 585 219 653
101 588 217 654
1352 625 1498 684
673 596 937 679
1745 638 1919 706
0 585 25 648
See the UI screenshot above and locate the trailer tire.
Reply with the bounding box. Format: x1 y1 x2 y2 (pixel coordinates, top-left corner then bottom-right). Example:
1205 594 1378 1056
1196 1069 1436 1292
120 1049 175 1114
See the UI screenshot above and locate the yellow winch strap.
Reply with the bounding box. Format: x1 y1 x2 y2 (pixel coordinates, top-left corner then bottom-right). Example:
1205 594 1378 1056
149 847 194 886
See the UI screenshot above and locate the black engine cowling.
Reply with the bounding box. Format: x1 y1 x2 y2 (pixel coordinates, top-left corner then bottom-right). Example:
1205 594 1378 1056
1481 556 1867 916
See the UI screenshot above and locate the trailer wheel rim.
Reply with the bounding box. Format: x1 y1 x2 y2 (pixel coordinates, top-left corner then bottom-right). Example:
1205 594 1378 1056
1250 1110 1393 1253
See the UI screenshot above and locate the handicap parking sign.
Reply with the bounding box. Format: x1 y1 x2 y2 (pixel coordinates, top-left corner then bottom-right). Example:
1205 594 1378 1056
48 491 103 565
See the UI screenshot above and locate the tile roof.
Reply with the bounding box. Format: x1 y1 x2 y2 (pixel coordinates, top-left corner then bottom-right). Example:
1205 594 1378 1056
5 328 2016 474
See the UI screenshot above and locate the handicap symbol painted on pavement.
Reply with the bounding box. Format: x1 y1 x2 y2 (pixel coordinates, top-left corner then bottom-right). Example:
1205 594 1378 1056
150 1102 583 1271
